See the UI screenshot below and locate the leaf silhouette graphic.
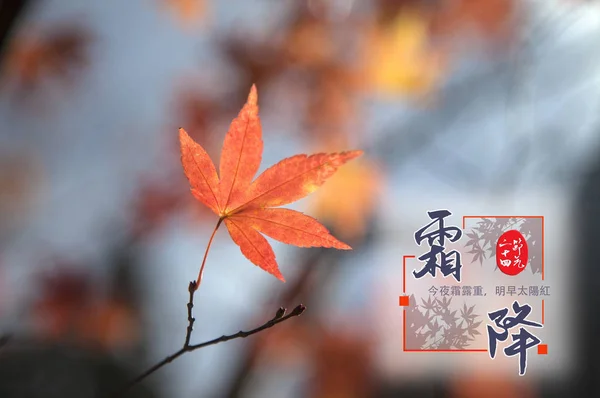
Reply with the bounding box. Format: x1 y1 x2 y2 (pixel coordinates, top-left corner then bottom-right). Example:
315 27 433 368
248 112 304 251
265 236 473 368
468 245 485 265
411 297 483 350
481 228 500 252
421 296 437 312
464 230 486 265
406 294 431 349
438 296 452 309
520 218 543 274
441 309 458 326
466 320 482 336
464 231 481 248
467 217 538 270
180 85 362 281
460 303 477 323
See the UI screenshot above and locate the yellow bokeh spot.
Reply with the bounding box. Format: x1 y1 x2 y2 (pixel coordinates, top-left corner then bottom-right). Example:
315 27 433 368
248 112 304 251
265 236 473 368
363 9 446 98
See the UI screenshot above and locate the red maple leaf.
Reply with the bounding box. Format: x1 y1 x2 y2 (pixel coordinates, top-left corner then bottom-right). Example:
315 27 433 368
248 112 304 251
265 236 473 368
179 85 362 283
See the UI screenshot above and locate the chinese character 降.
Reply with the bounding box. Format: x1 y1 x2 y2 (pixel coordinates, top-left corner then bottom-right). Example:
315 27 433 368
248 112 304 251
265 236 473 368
413 210 463 282
487 300 543 376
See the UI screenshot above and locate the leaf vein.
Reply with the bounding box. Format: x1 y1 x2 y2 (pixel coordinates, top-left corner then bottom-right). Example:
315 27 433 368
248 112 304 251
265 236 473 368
228 218 269 263
231 156 339 214
188 147 220 212
233 214 336 243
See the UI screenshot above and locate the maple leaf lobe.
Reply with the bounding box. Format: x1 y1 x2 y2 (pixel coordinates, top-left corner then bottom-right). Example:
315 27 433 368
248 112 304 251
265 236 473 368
246 83 258 106
232 150 363 212
231 208 351 250
224 217 285 281
179 127 220 214
219 84 263 213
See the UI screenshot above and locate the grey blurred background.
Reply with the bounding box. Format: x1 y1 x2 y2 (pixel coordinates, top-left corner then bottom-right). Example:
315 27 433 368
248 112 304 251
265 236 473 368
0 0 598 397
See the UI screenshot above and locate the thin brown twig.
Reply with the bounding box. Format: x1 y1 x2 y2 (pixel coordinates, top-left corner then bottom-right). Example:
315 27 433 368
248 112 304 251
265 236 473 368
184 280 197 347
109 279 305 398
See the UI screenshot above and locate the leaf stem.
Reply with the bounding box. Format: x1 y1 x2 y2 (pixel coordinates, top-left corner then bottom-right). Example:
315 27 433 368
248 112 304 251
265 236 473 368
195 217 224 290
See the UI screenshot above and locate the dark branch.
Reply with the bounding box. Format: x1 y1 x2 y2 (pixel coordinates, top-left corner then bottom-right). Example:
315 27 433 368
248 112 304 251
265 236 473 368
184 280 197 347
109 280 305 398
187 304 305 351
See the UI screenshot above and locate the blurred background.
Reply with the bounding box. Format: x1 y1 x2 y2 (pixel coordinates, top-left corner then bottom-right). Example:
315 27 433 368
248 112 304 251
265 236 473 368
0 0 599 397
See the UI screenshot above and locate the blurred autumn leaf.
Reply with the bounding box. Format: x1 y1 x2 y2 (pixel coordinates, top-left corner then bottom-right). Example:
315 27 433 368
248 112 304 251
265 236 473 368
310 328 374 398
219 0 347 109
255 316 312 366
309 156 383 242
373 0 515 42
361 8 446 98
176 88 222 149
429 0 515 43
131 180 187 239
304 61 359 139
32 268 91 341
130 171 216 241
374 0 425 26
32 267 140 351
159 0 209 29
448 372 534 398
80 299 139 351
283 3 335 70
252 316 374 398
1 22 92 96
219 34 287 107
0 152 42 241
